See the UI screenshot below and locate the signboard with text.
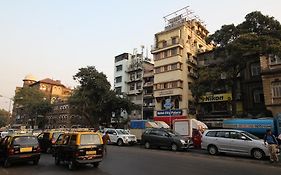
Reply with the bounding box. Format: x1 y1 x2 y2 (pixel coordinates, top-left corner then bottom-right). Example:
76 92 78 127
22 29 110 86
199 93 232 103
156 110 182 116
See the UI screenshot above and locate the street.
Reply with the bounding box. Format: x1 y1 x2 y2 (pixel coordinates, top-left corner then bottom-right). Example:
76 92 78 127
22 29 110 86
1 145 281 175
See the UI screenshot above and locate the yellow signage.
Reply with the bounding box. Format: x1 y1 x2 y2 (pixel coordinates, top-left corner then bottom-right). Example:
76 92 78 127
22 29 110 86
199 93 232 103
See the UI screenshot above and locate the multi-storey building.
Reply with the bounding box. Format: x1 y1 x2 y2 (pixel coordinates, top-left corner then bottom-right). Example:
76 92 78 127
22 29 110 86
143 64 155 120
114 49 154 120
260 55 281 116
13 75 74 128
151 8 213 125
45 102 86 129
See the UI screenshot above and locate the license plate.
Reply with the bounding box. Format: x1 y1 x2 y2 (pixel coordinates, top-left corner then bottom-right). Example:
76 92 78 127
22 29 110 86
20 147 33 153
86 151 96 155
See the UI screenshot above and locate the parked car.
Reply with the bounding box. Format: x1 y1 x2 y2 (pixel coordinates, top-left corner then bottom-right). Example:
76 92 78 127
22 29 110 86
52 131 104 170
201 129 270 160
38 130 64 153
141 128 191 151
0 134 40 167
104 128 137 146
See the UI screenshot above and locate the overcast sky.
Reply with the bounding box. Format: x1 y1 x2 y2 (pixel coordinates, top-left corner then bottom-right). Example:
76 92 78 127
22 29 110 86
0 0 281 111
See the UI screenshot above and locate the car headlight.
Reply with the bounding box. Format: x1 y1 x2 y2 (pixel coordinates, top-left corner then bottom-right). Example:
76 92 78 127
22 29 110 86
180 139 186 144
123 136 128 140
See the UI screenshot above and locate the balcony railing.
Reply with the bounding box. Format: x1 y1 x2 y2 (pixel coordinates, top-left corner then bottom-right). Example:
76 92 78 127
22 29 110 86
143 82 154 87
151 38 184 52
186 57 198 65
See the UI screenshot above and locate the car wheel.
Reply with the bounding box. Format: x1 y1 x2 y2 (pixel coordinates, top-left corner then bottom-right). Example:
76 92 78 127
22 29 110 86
33 159 39 165
252 149 265 160
208 145 218 155
3 159 11 168
171 143 178 151
68 160 76 170
93 162 100 168
55 155 60 165
144 142 150 149
117 139 123 146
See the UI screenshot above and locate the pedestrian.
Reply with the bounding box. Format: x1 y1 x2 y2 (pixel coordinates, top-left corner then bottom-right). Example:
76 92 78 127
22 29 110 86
102 131 110 154
264 129 279 163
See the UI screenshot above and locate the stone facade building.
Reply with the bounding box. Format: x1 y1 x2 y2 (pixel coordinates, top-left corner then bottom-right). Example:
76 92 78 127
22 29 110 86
260 55 281 116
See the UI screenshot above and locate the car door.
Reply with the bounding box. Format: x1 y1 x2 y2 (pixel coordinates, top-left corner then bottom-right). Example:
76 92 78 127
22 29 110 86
215 131 232 152
147 130 160 146
107 130 118 143
229 131 250 154
157 131 172 147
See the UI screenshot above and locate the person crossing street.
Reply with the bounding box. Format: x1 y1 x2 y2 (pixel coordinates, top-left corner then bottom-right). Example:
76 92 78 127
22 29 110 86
264 129 279 163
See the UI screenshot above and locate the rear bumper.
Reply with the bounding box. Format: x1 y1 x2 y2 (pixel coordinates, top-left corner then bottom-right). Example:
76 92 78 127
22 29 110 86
8 153 40 163
75 155 103 164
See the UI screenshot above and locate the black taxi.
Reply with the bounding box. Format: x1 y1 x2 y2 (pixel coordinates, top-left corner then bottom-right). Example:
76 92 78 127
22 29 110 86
0 134 40 167
53 131 104 170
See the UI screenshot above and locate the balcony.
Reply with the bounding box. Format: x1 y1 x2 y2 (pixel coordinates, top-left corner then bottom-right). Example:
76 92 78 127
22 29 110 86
143 82 154 87
154 88 183 98
126 63 143 72
143 93 153 98
186 57 198 66
127 76 142 83
151 39 184 54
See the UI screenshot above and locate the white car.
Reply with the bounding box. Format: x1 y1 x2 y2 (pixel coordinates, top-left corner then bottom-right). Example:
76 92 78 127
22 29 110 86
201 129 270 160
104 128 137 146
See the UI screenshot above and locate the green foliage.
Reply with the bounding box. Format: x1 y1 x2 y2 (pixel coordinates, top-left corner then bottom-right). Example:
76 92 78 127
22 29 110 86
194 11 281 115
0 109 9 127
69 66 138 127
14 87 52 128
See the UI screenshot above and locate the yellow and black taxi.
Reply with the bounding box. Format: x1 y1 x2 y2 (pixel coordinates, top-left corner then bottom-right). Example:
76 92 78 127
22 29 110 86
0 134 40 167
52 131 104 170
38 130 64 153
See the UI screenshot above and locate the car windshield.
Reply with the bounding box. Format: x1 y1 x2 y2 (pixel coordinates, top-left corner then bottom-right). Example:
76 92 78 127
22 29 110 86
116 130 129 135
242 132 260 140
13 136 38 146
167 130 180 137
80 134 101 145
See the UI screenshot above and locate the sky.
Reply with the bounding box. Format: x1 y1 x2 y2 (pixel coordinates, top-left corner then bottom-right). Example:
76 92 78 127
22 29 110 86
0 0 281 111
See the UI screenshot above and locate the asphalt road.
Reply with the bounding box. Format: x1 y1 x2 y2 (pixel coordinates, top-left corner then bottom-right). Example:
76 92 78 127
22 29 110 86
1 145 281 175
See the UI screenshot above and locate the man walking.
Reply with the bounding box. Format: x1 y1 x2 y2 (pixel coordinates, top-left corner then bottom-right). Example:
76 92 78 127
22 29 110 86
102 131 110 154
264 129 279 163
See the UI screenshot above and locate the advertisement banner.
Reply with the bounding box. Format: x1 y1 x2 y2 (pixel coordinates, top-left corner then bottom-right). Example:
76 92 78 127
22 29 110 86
199 93 232 103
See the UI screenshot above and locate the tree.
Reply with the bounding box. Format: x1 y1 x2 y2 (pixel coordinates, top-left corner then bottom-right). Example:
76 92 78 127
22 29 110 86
195 11 281 115
14 87 52 129
0 109 9 127
69 66 138 128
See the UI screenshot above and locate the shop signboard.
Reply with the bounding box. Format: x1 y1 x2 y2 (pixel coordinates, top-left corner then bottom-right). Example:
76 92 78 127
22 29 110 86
199 93 232 103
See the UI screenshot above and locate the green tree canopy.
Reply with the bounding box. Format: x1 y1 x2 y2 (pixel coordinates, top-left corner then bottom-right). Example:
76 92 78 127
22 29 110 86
14 87 52 128
193 11 281 115
69 66 138 127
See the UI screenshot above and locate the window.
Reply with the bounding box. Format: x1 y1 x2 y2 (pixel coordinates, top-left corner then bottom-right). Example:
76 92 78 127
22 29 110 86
116 65 122 71
171 48 177 56
80 134 101 145
136 82 142 90
269 55 281 65
164 50 169 58
154 53 161 60
13 136 38 146
155 67 161 73
164 65 168 72
136 72 142 79
272 82 281 98
162 41 167 47
164 83 168 89
130 84 135 91
171 81 178 88
115 76 122 83
216 131 230 138
115 87 122 94
69 135 77 145
206 131 216 137
253 89 264 103
171 63 177 70
250 63 260 76
172 37 177 44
